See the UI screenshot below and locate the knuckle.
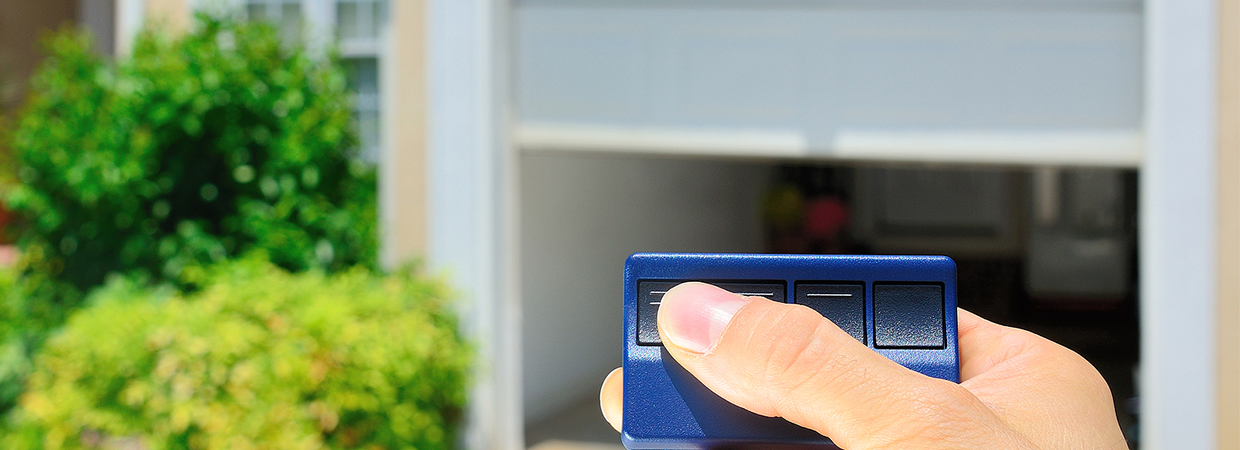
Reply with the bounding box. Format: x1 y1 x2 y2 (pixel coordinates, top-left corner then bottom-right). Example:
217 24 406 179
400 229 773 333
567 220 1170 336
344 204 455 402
752 306 867 414
1057 349 1115 404
762 307 834 376
1022 331 1114 400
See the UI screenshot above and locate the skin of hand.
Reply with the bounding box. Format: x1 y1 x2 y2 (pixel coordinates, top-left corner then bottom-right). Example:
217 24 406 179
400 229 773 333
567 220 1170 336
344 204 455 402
599 282 1127 450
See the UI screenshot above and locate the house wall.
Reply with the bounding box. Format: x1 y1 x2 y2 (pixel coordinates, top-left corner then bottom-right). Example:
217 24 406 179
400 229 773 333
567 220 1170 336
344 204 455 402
0 0 78 116
145 0 190 32
79 0 117 56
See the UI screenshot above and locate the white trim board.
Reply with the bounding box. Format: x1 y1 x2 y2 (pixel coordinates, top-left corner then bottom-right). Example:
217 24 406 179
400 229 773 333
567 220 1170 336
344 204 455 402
428 0 523 450
114 0 145 56
833 130 1142 167
517 123 1143 167
517 124 808 158
1140 0 1219 448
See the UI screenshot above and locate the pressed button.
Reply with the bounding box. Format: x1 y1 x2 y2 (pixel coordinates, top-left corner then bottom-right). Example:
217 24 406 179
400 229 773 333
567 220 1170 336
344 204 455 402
873 283 945 349
795 283 865 342
637 281 679 345
637 281 785 346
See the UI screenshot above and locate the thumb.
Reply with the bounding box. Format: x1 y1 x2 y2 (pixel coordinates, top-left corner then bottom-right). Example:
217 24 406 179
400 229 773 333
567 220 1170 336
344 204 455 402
656 282 1014 450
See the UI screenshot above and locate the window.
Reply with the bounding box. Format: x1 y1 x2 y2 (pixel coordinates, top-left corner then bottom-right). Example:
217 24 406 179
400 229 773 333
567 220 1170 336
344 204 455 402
346 58 380 161
336 0 386 52
246 0 302 45
244 0 388 163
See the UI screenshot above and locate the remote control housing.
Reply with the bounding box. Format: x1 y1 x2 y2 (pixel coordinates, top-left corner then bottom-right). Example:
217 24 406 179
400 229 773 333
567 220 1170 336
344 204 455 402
622 253 959 450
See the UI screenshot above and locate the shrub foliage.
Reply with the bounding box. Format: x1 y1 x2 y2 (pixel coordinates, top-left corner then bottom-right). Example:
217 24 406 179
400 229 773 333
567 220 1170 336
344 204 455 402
0 17 380 416
7 17 377 294
4 257 470 450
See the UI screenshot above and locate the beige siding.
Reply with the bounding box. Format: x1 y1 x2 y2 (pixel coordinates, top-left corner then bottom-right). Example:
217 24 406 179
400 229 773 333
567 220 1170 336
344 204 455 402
380 0 427 267
1220 0 1240 446
144 0 190 34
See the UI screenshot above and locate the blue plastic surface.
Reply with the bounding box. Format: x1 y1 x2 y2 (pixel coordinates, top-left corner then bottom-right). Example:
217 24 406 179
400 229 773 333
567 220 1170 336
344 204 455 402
622 253 959 450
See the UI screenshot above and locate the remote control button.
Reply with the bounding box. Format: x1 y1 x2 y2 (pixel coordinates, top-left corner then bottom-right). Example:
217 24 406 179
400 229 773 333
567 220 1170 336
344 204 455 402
795 283 865 342
637 281 786 346
637 281 680 345
873 283 945 349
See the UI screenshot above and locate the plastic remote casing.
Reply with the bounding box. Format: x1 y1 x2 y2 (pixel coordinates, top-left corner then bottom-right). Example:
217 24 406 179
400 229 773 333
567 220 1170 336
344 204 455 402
622 253 959 450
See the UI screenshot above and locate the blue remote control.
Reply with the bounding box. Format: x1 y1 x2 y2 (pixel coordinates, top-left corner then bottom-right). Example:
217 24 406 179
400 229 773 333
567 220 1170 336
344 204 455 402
622 253 959 450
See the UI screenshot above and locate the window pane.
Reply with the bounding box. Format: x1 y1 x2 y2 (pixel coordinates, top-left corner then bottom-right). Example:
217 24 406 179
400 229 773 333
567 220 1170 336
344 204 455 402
281 3 302 42
247 3 266 20
336 2 388 163
347 58 379 96
356 111 380 162
372 1 387 39
345 58 380 162
337 2 359 40
357 1 374 39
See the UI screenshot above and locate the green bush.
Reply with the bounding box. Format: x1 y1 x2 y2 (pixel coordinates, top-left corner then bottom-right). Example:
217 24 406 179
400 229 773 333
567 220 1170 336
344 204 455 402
4 257 470 450
0 266 63 402
0 16 379 416
7 16 376 294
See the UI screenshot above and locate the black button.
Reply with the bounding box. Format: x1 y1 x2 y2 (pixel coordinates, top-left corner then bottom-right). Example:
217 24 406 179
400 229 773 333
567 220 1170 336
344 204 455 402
637 281 785 346
795 283 865 342
637 281 680 345
873 283 945 349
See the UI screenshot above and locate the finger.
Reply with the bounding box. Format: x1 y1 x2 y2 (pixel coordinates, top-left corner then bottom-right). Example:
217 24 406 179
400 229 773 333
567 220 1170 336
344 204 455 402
600 367 623 432
657 282 1007 450
956 309 1080 386
957 308 1027 381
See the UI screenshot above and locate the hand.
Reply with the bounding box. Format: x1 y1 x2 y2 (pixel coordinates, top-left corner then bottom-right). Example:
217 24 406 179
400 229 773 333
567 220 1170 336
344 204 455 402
599 282 1127 450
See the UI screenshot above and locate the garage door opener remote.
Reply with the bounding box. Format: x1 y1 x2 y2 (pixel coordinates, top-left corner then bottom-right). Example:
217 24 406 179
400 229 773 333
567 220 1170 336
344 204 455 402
622 253 960 450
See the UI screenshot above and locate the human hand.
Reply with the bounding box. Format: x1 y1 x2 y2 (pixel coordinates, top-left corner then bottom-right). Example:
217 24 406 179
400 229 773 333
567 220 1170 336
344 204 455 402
599 282 1127 449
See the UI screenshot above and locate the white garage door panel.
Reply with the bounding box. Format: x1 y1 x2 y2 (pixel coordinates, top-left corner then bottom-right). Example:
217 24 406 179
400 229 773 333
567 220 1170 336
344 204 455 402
516 5 1143 165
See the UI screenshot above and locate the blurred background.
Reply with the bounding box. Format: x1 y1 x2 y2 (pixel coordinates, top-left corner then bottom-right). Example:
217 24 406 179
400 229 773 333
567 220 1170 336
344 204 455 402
1 1 1237 450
